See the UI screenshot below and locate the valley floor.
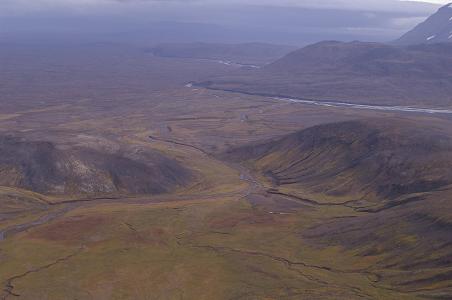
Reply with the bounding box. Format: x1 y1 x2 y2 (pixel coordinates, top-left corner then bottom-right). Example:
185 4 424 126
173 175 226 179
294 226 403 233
1 50 452 299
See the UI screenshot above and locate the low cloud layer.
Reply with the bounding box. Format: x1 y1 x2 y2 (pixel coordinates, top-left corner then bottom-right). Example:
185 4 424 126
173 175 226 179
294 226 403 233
1 0 446 14
0 0 448 45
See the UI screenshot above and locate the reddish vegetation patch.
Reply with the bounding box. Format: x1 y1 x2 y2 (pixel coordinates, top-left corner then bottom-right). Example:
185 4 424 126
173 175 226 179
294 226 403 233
29 215 108 244
208 211 274 230
147 227 168 246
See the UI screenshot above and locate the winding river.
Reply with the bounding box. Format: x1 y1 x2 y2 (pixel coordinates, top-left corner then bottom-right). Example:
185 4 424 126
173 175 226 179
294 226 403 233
275 97 452 115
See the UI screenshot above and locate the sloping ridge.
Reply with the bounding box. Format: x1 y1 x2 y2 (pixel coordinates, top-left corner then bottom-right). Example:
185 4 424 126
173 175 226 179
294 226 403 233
265 41 452 77
198 41 452 106
0 136 192 196
224 119 452 295
223 119 452 204
264 41 412 74
395 3 452 45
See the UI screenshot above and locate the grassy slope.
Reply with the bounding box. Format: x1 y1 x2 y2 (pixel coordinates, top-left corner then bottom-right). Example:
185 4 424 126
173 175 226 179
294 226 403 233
221 118 452 298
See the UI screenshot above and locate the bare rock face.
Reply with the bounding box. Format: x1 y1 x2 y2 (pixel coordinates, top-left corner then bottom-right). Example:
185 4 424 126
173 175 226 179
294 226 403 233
0 136 193 196
395 3 452 45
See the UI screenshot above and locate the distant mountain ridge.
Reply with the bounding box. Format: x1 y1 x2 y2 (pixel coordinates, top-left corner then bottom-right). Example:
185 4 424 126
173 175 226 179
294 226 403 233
395 3 452 45
198 41 452 107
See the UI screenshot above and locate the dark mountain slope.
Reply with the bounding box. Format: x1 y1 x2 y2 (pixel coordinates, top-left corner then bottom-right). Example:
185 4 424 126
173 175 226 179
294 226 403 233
198 41 452 106
266 41 452 77
395 3 452 45
223 119 452 296
0 136 193 196
223 119 452 207
303 191 452 297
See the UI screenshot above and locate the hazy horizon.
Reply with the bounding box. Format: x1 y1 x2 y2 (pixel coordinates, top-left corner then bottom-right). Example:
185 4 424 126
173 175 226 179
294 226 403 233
1 0 450 46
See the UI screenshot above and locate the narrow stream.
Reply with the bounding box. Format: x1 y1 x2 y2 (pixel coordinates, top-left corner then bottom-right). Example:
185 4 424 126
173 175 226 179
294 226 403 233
0 205 76 242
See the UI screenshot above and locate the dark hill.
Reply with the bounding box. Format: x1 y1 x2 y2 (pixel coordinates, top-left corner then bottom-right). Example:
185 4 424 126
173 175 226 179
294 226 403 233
198 41 452 106
223 119 452 295
223 119 452 207
0 136 192 196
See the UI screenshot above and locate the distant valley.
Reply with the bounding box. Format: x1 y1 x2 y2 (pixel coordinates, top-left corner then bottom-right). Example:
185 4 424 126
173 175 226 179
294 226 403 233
148 42 296 66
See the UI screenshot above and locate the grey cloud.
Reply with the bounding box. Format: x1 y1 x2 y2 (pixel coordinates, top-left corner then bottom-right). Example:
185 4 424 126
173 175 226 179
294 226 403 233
0 0 444 13
0 0 447 46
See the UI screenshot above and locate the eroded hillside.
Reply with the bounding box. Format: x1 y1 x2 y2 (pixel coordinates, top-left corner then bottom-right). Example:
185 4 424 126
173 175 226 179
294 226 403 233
223 119 452 208
222 119 452 298
0 136 193 197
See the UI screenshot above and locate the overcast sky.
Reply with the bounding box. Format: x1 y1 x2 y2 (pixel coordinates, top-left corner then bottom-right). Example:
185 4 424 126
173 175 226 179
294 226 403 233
0 0 448 12
1 0 449 45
